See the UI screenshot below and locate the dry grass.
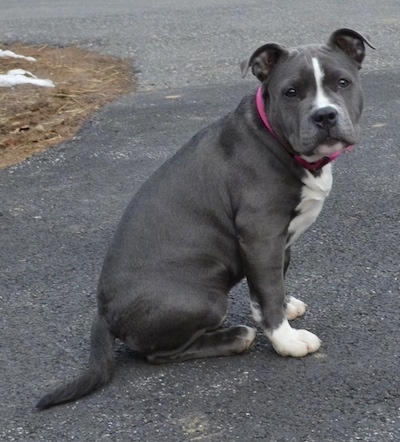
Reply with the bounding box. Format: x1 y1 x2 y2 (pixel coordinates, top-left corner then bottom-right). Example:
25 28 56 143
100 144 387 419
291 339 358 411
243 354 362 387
0 43 135 168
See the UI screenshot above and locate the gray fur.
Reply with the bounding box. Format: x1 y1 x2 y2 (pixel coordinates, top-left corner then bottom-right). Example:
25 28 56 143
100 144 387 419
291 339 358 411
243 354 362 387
36 29 373 410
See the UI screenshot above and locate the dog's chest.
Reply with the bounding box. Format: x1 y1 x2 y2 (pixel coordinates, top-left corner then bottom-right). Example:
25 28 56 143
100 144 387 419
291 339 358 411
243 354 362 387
286 164 333 248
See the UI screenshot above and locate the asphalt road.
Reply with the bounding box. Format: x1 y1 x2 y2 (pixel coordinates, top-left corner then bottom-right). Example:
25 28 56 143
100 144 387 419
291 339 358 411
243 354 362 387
1 1 399 441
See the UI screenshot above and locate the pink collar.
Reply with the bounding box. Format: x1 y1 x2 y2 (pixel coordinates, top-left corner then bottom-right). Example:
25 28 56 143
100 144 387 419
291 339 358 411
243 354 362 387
256 86 352 172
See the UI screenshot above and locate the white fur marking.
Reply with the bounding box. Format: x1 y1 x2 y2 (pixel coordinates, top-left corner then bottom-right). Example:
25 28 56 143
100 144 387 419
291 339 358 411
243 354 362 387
287 163 332 247
265 319 321 357
285 296 307 320
312 57 336 110
250 301 262 323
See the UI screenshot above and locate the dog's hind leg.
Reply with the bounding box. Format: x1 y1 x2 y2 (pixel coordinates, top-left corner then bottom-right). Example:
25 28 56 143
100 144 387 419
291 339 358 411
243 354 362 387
146 325 256 364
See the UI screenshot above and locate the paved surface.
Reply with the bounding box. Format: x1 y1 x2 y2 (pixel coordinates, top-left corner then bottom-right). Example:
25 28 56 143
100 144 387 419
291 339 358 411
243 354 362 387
1 1 399 441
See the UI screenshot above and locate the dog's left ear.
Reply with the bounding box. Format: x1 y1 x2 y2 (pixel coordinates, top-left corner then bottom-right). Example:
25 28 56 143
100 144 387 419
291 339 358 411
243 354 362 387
328 28 375 68
240 43 289 81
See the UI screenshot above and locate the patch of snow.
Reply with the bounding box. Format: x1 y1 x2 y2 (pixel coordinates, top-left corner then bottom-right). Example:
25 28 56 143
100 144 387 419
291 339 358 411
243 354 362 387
0 49 36 62
0 69 55 88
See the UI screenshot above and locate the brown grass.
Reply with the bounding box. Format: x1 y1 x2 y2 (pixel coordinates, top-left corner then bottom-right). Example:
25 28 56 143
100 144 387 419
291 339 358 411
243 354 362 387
0 43 135 168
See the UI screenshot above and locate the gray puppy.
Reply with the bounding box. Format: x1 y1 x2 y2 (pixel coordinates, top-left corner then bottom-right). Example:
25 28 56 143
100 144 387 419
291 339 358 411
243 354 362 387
37 29 373 410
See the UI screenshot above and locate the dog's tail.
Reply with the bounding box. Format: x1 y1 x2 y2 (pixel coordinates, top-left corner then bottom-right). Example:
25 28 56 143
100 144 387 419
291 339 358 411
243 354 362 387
36 314 115 410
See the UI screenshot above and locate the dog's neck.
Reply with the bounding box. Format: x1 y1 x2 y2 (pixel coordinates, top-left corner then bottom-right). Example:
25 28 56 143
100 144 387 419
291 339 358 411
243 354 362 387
255 86 351 172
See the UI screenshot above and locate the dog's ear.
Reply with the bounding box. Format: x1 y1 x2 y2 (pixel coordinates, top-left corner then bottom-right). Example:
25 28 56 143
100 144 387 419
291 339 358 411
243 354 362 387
240 43 288 81
328 28 375 68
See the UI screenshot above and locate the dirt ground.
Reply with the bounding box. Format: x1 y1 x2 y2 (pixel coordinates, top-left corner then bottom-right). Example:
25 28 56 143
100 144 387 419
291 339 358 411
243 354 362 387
0 43 135 169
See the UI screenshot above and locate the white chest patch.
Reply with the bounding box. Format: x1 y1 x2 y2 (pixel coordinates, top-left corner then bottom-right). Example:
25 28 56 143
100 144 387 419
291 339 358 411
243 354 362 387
286 164 333 248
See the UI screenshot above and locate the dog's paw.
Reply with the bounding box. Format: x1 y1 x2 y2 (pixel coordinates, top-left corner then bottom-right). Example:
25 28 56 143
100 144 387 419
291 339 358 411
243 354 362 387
285 296 307 320
265 319 321 357
236 325 257 351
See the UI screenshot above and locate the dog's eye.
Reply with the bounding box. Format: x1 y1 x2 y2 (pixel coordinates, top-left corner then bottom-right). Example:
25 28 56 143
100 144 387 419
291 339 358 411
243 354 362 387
338 79 351 88
285 88 297 98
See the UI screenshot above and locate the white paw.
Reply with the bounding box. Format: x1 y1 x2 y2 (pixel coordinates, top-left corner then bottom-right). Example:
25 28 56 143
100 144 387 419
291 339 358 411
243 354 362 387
265 319 321 357
285 296 307 320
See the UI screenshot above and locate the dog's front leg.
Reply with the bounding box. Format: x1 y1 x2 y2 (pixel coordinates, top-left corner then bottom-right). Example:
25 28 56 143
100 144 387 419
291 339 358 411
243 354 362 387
283 247 307 321
239 233 321 358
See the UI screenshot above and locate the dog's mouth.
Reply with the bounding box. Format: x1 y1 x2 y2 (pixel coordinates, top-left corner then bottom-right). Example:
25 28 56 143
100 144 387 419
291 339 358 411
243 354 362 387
323 137 342 147
317 138 346 154
301 138 347 161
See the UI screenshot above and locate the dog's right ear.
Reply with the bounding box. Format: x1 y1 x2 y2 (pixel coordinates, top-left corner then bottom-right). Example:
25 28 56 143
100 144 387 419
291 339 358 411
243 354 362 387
240 43 288 81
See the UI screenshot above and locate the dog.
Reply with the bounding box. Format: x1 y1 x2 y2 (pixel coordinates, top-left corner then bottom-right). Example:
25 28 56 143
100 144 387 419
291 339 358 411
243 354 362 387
36 29 374 410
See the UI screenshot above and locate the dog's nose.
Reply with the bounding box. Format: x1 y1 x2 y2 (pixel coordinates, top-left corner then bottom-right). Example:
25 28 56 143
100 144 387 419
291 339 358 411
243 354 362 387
312 106 338 128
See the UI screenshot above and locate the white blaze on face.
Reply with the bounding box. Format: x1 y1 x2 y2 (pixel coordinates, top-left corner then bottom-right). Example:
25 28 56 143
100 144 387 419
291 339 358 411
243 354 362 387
302 57 345 160
312 57 336 110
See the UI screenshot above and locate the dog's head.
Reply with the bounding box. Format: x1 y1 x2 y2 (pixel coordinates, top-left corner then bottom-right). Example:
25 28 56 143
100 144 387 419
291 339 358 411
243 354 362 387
241 29 375 160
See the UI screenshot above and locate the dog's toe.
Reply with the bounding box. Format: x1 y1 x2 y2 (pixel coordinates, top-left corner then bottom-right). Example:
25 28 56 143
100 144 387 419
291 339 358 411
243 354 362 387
294 329 321 353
